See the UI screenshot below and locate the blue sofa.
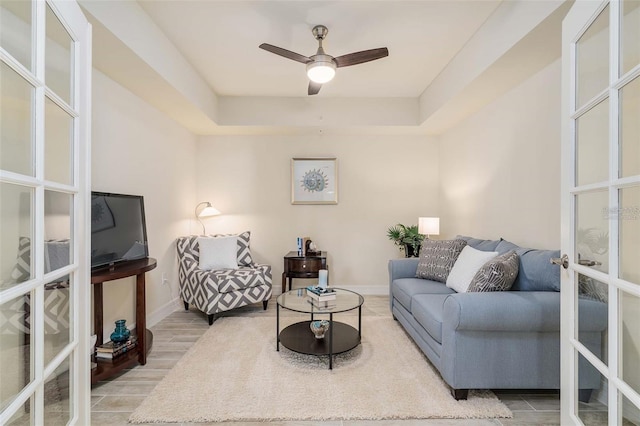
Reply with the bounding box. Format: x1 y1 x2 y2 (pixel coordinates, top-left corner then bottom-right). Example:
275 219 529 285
388 236 607 401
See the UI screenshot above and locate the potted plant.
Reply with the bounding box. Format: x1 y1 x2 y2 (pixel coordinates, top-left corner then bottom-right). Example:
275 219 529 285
387 224 425 257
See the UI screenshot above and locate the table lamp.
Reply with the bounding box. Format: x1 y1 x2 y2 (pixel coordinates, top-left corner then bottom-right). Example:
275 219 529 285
195 202 221 235
418 217 440 239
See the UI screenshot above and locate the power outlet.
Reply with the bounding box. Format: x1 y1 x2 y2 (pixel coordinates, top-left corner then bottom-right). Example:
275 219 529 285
162 272 169 285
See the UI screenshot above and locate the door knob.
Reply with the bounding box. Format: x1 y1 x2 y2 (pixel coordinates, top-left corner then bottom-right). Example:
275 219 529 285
550 254 569 269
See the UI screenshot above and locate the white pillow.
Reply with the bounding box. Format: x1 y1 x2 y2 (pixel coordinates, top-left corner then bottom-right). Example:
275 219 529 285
198 236 239 270
446 246 499 293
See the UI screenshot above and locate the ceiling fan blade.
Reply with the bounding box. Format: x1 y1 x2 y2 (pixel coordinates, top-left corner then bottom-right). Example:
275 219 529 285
308 81 322 95
333 47 389 68
259 43 311 64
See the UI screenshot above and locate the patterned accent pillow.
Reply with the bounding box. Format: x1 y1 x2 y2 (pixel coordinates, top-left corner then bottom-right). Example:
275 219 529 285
468 250 519 292
416 239 467 283
212 231 253 266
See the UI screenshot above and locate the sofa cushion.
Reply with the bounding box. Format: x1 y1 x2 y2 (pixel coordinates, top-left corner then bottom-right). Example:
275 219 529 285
412 294 449 344
511 246 561 292
213 266 268 293
495 239 520 254
446 246 499 293
468 250 520 292
416 239 467 283
456 235 502 252
392 278 454 312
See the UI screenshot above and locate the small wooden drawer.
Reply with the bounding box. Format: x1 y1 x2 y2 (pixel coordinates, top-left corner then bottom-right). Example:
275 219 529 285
288 258 323 274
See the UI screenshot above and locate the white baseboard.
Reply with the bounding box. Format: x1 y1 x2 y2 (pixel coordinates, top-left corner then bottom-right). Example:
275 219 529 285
593 378 640 423
339 285 388 295
147 297 182 328
623 398 640 423
594 377 607 406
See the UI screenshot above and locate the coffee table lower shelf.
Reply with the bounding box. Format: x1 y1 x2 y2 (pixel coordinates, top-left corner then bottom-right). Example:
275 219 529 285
278 320 360 368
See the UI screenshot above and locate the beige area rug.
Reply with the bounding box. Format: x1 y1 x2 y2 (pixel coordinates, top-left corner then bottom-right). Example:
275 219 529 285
129 316 512 423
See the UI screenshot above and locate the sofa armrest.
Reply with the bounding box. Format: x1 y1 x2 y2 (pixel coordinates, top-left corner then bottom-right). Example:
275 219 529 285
443 292 607 333
388 258 420 283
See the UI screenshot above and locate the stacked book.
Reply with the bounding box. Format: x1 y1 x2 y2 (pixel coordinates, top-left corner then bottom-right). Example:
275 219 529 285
306 286 336 307
95 336 138 360
296 237 310 256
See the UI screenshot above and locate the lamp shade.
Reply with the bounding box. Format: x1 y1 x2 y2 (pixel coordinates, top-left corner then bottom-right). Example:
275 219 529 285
195 202 221 235
198 204 221 218
418 217 440 236
306 60 336 84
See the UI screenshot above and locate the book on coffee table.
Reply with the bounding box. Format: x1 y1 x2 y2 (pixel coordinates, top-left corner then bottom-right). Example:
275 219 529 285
306 286 336 300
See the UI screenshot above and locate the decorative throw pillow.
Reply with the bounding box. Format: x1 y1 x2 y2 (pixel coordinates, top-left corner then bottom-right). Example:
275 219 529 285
446 246 499 293
213 231 253 266
198 236 239 270
416 239 467 283
468 250 520 292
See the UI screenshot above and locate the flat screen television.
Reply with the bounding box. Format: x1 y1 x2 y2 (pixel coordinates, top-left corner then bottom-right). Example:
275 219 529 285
91 192 149 269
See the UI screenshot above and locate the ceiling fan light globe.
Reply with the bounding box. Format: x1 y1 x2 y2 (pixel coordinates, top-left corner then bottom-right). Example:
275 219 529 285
306 61 336 84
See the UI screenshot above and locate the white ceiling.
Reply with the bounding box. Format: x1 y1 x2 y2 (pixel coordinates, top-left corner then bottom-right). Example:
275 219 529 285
136 1 501 98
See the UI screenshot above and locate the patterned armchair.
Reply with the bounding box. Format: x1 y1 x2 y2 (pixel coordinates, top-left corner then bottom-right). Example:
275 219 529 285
1 237 70 336
176 233 272 325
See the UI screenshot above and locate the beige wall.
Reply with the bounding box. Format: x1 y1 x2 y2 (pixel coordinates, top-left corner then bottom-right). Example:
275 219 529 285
438 59 562 249
91 70 198 336
196 133 439 293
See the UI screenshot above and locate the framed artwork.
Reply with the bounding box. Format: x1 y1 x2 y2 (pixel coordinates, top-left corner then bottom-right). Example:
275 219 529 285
291 157 338 205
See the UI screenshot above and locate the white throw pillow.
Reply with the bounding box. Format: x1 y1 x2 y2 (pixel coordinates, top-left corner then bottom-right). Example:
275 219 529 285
446 246 499 293
198 236 239 270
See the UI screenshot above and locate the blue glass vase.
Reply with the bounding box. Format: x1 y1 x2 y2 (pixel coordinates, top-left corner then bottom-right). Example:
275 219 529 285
110 319 130 343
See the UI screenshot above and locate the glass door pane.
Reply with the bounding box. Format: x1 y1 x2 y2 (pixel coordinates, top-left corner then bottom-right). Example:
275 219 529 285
619 76 640 178
619 186 640 283
0 0 32 71
576 100 609 186
0 292 33 412
44 98 73 185
0 183 33 287
45 3 73 105
1 62 34 177
576 5 609 108
621 0 640 76
575 190 609 273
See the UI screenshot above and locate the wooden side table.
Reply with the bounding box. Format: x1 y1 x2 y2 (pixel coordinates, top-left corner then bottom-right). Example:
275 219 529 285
91 257 156 384
282 251 328 293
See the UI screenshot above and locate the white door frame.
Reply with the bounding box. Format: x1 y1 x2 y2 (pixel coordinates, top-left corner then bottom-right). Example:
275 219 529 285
561 0 640 424
0 0 91 424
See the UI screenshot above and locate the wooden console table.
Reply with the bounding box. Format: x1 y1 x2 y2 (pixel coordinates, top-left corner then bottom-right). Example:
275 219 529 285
90 257 156 384
281 251 328 293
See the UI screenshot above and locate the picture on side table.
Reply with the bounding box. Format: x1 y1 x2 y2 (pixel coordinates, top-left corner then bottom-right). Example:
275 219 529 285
291 157 338 205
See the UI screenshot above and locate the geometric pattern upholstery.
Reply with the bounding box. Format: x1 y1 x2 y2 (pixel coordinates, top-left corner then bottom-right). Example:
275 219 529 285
11 236 31 282
416 239 467 283
1 237 70 335
177 236 272 321
468 250 519 292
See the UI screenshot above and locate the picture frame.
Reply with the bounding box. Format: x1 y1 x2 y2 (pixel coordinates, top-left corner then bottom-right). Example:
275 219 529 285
291 157 338 205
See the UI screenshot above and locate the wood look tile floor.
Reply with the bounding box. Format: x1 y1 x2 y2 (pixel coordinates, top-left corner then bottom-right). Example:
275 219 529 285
91 295 608 426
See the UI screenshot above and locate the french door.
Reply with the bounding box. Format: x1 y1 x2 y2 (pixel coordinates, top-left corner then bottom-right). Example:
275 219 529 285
561 0 640 424
0 0 91 424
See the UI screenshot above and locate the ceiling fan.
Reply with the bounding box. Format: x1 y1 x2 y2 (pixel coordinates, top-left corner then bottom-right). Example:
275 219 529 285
259 25 389 95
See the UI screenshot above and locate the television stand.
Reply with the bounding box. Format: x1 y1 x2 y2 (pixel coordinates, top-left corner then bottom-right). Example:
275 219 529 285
90 257 157 384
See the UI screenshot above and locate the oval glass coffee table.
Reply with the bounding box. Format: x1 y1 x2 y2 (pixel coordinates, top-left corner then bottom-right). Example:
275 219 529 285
276 288 364 369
